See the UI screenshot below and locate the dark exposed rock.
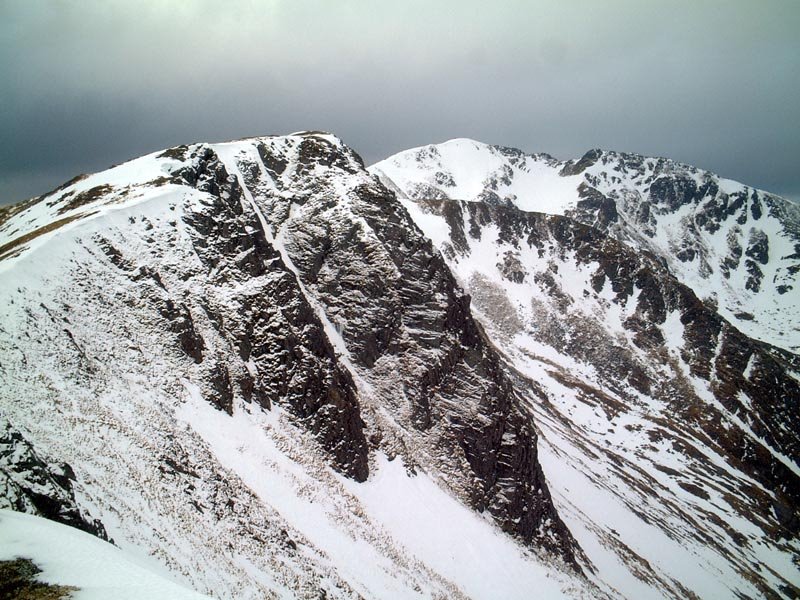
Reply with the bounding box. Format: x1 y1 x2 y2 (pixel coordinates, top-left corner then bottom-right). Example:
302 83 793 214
750 191 763 220
95 235 136 272
160 299 205 364
497 251 526 283
575 183 618 227
745 229 770 265
745 259 764 292
721 229 743 278
559 148 603 176
649 175 701 211
257 143 288 177
208 363 234 415
0 417 108 540
177 145 370 482
433 171 455 187
156 145 189 161
295 134 364 175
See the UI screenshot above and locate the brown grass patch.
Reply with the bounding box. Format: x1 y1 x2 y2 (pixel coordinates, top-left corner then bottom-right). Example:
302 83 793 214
0 212 95 261
0 557 77 599
56 185 113 215
0 198 39 228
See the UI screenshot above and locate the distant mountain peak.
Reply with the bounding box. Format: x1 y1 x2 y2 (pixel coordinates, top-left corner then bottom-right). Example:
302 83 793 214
372 139 800 353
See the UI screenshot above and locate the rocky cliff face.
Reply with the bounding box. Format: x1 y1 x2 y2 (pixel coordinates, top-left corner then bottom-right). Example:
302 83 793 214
0 417 107 540
212 134 577 560
0 133 590 599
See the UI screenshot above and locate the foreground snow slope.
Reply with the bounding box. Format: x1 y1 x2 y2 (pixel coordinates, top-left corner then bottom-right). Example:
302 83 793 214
0 132 595 599
0 509 211 600
372 139 800 353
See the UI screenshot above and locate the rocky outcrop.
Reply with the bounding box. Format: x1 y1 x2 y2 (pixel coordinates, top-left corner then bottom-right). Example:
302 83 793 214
0 417 108 540
214 133 580 562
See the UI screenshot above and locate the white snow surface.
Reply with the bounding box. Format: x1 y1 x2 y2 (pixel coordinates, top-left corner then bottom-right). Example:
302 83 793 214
372 137 582 215
0 509 210 599
176 390 588 600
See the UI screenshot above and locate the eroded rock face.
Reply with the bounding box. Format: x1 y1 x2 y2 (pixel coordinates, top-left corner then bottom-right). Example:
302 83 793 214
214 134 579 562
0 417 108 540
166 145 372 481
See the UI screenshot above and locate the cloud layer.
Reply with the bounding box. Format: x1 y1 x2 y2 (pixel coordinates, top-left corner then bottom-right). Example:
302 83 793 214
2 0 798 203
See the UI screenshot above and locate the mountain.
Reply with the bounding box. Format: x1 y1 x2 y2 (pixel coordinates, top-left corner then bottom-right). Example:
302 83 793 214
0 132 797 599
0 132 593 599
371 139 800 354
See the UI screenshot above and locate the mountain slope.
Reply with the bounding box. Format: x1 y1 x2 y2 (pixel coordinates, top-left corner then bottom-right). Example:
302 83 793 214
2 132 798 599
0 133 593 599
371 139 800 354
372 140 800 599
391 196 800 598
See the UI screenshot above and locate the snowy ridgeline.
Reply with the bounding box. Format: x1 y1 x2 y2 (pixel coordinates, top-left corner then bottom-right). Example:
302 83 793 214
372 138 800 353
0 131 797 600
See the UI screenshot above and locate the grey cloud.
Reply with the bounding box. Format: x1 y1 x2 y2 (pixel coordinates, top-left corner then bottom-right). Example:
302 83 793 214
2 0 799 204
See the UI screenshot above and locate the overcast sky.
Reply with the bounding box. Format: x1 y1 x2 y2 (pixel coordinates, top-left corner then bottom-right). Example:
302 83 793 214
2 0 799 205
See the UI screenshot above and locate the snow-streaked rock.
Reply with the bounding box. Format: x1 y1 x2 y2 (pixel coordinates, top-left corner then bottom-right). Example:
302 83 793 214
372 139 800 353
396 195 800 599
0 417 107 540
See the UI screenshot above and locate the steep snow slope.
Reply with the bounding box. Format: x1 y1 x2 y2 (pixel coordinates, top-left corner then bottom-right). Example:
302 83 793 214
372 139 800 353
0 133 595 599
394 196 800 599
0 509 211 599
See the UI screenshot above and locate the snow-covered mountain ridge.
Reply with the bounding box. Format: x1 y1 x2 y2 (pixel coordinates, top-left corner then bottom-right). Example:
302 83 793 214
372 138 800 353
0 132 797 599
0 132 592 599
